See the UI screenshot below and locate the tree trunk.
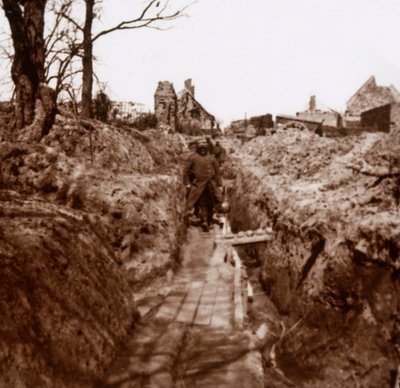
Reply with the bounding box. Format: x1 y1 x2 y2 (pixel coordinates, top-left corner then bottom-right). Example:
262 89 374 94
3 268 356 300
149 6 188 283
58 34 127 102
81 0 94 118
2 0 56 140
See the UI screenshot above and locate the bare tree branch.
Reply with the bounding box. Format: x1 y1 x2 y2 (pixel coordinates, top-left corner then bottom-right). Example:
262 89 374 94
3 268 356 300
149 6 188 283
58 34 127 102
60 9 84 32
92 0 193 42
44 1 68 53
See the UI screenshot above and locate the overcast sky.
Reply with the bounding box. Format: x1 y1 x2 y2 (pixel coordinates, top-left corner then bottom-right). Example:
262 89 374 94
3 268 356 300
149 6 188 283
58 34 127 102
94 0 400 125
1 0 400 126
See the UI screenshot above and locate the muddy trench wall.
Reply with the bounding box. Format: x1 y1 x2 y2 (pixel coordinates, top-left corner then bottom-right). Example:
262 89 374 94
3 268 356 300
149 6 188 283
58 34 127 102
0 193 136 387
227 131 400 386
0 124 187 387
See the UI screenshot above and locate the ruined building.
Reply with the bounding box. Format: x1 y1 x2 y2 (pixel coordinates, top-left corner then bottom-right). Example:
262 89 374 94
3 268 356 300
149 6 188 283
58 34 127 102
110 101 147 121
360 102 400 133
296 95 342 127
154 79 215 134
226 113 273 138
275 95 342 134
154 81 178 131
345 76 400 126
177 79 215 133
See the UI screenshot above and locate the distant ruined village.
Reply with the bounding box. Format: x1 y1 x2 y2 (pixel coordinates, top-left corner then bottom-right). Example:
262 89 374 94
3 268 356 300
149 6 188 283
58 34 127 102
2 75 398 138
138 75 400 137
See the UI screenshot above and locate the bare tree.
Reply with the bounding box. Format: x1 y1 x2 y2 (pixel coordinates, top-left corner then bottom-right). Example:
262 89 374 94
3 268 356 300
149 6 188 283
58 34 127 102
1 0 56 140
1 0 191 137
0 30 14 98
81 0 95 118
44 0 83 98
0 0 80 103
78 0 191 118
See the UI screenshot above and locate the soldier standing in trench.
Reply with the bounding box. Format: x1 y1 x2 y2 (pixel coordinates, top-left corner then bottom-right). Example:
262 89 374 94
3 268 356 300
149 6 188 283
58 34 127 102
212 140 226 166
184 139 222 232
206 136 214 155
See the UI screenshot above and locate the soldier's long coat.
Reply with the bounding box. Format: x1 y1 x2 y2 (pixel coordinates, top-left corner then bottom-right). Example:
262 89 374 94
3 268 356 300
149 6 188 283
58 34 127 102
183 152 222 210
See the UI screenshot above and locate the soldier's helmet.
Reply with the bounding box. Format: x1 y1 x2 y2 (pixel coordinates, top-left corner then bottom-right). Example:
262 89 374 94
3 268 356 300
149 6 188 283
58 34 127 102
197 139 208 149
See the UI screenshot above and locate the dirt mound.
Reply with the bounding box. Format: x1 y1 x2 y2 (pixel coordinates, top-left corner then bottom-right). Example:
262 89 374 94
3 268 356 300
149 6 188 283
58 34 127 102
43 115 185 174
228 128 400 386
0 118 187 386
0 190 135 387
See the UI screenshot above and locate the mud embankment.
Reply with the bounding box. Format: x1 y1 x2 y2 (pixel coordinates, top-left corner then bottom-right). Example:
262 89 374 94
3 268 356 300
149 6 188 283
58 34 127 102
0 116 187 387
227 129 400 387
0 191 135 387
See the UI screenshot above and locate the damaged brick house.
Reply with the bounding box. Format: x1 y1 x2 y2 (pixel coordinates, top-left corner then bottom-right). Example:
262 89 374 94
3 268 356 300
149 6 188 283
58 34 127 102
154 79 215 134
177 79 215 134
275 95 341 134
296 95 342 128
344 75 400 128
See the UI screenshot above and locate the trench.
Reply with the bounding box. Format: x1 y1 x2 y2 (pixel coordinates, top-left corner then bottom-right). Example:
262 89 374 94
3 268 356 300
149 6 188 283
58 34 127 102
225 160 400 388
218 215 326 387
226 222 400 387
234 243 324 386
98 219 266 388
99 206 362 387
98 147 399 387
3 132 399 388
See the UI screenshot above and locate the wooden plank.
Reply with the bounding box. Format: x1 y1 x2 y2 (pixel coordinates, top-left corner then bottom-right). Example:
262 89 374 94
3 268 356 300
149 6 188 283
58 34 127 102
206 266 219 282
232 249 244 328
241 268 248 318
211 282 232 328
194 282 218 326
231 234 271 245
210 305 231 328
215 229 272 246
155 285 190 321
175 281 204 324
209 244 226 267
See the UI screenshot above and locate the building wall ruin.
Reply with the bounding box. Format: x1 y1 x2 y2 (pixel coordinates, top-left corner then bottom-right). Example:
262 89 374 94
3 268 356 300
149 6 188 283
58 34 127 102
296 110 340 127
275 114 323 131
184 79 195 96
154 79 215 134
177 89 215 133
226 114 273 137
296 96 341 127
154 81 178 131
361 102 400 133
345 76 400 119
391 102 400 129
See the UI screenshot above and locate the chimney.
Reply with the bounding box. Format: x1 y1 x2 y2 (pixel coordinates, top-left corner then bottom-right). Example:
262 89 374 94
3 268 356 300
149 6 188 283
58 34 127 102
184 78 195 97
309 95 316 112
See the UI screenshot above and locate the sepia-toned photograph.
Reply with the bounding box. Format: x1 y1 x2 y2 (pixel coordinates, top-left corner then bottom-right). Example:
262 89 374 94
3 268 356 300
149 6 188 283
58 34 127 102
0 0 399 387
